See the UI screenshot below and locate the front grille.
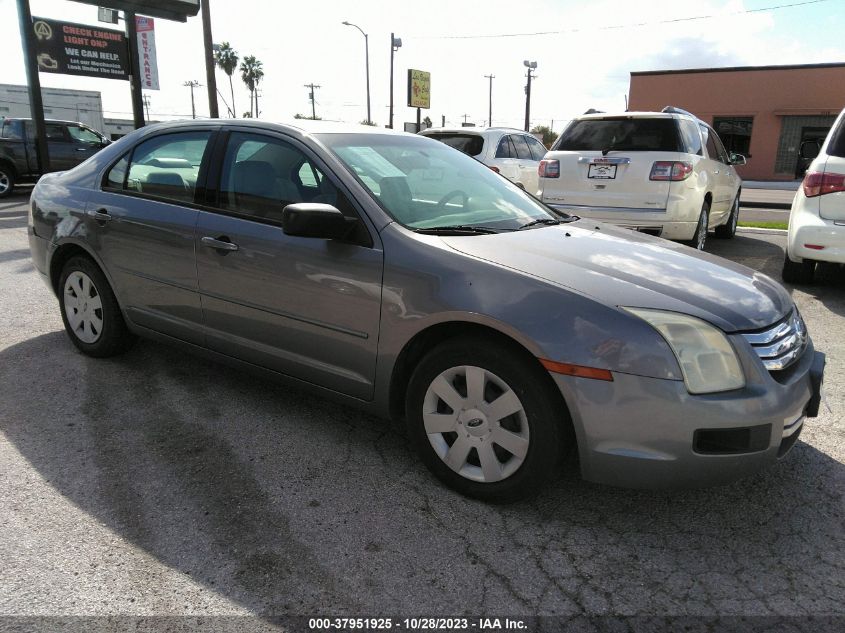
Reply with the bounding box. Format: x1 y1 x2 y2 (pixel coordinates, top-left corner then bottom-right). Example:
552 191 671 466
741 309 808 372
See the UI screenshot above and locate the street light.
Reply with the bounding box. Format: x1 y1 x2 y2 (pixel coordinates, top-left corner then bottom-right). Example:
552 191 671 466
523 60 537 132
343 20 371 125
389 33 402 129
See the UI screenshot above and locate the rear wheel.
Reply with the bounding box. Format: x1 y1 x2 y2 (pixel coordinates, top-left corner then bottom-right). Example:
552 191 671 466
0 164 15 199
686 202 710 250
406 338 565 502
59 256 135 357
715 195 739 239
782 251 816 284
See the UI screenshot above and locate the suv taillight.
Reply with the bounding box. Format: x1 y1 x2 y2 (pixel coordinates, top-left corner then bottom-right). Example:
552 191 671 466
650 161 693 181
803 171 845 197
488 165 500 174
539 159 559 178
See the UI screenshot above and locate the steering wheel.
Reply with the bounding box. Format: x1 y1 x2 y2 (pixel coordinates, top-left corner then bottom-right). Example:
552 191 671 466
437 189 468 209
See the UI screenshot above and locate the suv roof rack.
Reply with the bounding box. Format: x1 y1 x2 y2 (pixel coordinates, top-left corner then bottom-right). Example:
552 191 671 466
661 106 699 120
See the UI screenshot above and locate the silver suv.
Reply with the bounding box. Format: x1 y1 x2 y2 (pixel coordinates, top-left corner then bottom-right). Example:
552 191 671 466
538 107 746 250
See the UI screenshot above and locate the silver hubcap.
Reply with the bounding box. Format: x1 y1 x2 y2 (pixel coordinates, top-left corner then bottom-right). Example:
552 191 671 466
0 172 9 194
696 212 708 250
64 271 103 344
423 365 529 483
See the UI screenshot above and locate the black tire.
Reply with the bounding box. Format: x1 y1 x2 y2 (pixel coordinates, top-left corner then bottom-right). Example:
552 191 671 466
58 256 135 357
405 337 567 503
782 251 816 284
715 195 739 239
685 201 710 250
0 163 15 199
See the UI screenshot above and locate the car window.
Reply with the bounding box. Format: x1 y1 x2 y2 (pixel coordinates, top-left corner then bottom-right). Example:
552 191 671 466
511 134 532 160
320 133 558 232
556 117 682 152
711 131 730 163
701 125 722 162
422 133 485 157
526 135 547 161
0 121 23 140
67 125 102 144
121 131 211 203
218 131 342 222
104 154 129 189
495 136 515 158
829 116 845 158
679 119 702 156
45 124 68 141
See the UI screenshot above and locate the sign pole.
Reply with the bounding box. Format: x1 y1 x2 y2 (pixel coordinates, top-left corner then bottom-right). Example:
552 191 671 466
416 107 421 133
16 0 50 172
201 0 218 118
125 11 146 129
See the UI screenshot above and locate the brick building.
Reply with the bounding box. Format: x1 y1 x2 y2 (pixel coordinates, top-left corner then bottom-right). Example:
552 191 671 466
628 62 845 181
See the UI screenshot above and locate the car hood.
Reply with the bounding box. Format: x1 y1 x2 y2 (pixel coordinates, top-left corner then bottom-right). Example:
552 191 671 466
441 220 792 332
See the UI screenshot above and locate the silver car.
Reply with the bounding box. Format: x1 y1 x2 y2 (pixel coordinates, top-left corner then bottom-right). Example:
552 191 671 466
28 120 824 502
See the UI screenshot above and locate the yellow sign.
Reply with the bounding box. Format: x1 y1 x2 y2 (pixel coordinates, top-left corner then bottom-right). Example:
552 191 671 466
407 69 431 109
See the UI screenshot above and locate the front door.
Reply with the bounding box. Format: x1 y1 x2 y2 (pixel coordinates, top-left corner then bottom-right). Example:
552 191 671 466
195 130 383 400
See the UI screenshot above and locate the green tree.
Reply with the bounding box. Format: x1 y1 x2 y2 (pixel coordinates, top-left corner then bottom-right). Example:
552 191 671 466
240 55 264 118
423 116 432 129
531 125 558 148
359 119 377 126
295 113 322 120
214 42 239 118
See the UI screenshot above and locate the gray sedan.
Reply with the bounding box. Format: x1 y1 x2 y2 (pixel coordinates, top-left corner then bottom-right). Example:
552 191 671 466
28 120 824 501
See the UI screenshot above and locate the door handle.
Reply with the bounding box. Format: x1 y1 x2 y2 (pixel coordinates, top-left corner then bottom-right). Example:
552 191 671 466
88 208 112 222
714 170 720 174
201 236 239 252
75 147 90 152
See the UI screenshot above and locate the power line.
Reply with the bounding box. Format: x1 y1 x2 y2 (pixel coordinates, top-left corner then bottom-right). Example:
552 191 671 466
410 0 835 39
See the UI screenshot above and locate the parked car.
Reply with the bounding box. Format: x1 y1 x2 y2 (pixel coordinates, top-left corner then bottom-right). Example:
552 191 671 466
419 126 547 193
538 107 746 250
783 107 845 283
29 120 823 501
0 117 109 198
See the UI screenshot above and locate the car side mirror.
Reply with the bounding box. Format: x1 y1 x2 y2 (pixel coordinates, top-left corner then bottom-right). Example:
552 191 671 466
799 140 820 161
730 153 747 166
282 203 353 240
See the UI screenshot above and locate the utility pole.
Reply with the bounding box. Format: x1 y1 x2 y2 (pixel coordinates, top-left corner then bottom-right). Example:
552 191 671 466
523 60 537 132
462 114 470 125
142 94 151 120
484 74 494 128
304 83 321 119
201 0 219 118
183 80 201 119
16 0 50 172
389 33 402 129
125 11 146 129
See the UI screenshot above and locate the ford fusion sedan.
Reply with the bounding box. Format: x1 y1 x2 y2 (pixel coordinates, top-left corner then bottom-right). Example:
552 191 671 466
28 120 824 501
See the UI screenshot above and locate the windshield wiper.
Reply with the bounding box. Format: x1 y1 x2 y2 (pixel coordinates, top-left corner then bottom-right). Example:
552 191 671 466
518 218 564 230
412 225 501 235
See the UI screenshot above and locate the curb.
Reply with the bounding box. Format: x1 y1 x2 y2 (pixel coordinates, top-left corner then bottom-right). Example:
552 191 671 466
739 200 792 210
737 227 787 235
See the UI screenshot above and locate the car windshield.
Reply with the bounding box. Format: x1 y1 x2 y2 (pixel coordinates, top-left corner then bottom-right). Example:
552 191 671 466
556 117 682 152
422 133 485 157
318 133 559 231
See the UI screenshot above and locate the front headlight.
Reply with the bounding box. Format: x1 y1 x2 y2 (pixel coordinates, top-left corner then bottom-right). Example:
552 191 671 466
623 308 745 394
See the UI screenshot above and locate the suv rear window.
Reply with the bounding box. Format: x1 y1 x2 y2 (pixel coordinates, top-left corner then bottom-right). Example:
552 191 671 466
423 133 484 157
555 117 682 152
828 117 845 158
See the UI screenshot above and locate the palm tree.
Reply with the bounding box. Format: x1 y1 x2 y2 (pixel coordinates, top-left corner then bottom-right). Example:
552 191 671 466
214 42 238 118
240 55 264 118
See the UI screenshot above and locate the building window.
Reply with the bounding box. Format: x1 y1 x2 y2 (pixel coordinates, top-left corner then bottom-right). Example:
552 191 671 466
713 117 753 156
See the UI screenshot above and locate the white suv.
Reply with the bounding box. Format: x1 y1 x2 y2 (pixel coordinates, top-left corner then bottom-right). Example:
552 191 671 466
420 127 548 193
538 108 745 250
783 106 845 283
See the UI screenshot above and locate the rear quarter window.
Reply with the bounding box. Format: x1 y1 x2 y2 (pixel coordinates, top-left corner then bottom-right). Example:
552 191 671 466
828 116 845 158
423 133 484 157
556 118 683 152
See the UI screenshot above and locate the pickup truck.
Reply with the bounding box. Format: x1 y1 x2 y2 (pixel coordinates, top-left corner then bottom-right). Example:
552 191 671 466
0 118 110 198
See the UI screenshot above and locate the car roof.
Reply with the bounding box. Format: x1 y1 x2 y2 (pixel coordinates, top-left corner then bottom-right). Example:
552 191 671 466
421 127 525 135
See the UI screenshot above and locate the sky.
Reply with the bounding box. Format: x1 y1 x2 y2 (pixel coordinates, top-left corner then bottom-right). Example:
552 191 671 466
1 0 844 133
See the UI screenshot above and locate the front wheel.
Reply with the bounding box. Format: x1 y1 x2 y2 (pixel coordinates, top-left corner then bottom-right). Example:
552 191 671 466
715 195 739 239
406 338 566 502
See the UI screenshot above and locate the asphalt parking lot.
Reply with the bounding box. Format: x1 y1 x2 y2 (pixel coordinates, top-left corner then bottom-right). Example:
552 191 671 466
0 189 843 629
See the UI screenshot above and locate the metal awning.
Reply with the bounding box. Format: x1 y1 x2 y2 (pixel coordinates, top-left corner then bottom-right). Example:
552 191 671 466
70 0 199 22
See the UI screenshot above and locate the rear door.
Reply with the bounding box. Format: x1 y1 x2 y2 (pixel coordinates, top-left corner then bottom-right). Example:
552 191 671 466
491 135 521 183
541 117 678 210
25 122 78 172
701 124 734 218
86 128 215 345
511 134 540 193
195 129 383 400
819 112 845 221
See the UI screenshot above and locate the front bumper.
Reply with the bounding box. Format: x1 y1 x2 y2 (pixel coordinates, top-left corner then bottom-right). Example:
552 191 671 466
551 341 824 489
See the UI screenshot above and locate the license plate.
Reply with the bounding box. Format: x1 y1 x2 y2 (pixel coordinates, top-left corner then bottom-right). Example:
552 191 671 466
588 163 617 179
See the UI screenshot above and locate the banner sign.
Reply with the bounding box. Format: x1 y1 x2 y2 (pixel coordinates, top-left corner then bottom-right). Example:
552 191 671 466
407 69 431 109
32 16 129 80
135 16 160 90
